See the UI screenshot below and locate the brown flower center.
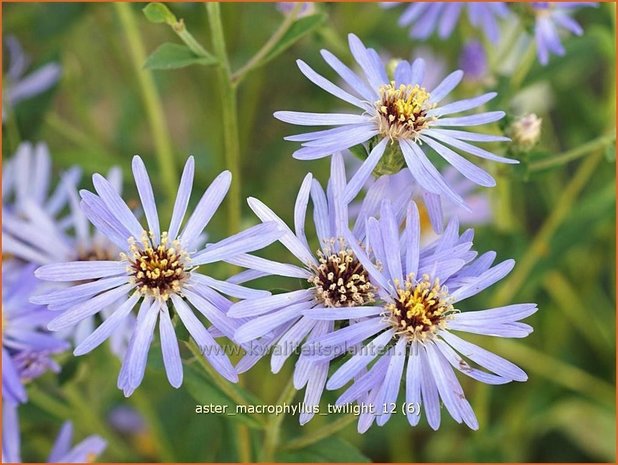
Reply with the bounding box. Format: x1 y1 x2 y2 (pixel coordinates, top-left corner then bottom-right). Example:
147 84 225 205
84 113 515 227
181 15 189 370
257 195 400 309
125 232 190 301
309 242 375 308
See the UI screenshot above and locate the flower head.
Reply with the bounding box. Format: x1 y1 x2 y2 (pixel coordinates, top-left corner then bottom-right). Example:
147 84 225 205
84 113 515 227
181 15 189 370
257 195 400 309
532 2 598 65
2 265 68 405
35 156 282 396
303 200 537 432
275 34 513 215
228 154 393 424
2 402 106 463
383 2 509 43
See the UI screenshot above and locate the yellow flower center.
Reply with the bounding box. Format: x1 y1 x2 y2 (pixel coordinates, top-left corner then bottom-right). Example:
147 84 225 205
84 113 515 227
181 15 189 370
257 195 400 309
124 231 190 301
375 82 435 141
384 274 454 341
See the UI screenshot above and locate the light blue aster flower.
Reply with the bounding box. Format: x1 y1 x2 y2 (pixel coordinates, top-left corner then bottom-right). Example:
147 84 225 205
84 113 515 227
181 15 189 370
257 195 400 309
382 2 509 43
459 40 488 83
346 156 492 233
2 142 80 222
2 265 68 406
3 145 135 358
34 156 282 396
302 200 537 433
2 402 106 463
532 2 598 65
275 34 513 215
228 153 390 425
3 36 61 121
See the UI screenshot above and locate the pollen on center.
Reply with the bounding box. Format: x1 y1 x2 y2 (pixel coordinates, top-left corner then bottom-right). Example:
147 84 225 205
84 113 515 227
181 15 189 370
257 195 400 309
375 82 435 141
124 231 190 301
309 240 375 308
384 273 454 342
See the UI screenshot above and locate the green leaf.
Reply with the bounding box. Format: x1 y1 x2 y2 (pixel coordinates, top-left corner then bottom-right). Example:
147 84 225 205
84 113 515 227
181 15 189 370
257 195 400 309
182 361 264 430
261 13 327 66
278 437 370 462
142 3 176 25
144 43 218 70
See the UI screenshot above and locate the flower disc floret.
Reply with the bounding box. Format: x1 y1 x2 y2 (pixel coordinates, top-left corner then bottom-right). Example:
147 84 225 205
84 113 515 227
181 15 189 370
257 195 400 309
126 231 190 301
376 82 435 141
309 240 375 308
384 274 454 341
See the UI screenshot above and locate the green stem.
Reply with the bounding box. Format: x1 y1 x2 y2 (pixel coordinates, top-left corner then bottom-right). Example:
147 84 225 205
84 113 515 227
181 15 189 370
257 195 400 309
491 150 604 308
45 113 121 163
186 340 266 427
116 3 178 208
171 19 213 58
497 340 614 404
230 4 301 85
5 108 22 153
260 378 297 462
528 132 616 171
28 384 74 420
510 39 537 91
63 384 133 458
282 414 357 451
206 2 241 236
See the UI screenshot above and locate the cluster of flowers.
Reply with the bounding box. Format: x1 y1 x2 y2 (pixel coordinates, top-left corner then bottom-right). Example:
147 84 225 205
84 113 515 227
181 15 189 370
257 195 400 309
2 2 595 458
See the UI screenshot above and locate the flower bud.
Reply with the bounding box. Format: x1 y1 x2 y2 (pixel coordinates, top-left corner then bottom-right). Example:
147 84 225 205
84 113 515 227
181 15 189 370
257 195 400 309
508 113 542 151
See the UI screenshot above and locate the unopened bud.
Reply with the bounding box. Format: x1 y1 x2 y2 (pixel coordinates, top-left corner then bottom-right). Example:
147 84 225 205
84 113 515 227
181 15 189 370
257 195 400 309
509 114 542 151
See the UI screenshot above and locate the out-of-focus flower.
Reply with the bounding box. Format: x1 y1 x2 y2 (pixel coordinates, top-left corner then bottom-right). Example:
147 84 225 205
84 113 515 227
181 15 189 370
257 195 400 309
532 2 598 65
347 162 492 234
35 156 282 396
2 36 61 120
382 2 509 43
508 113 542 152
108 406 146 434
275 34 512 218
2 142 79 222
2 402 106 463
459 40 488 83
228 154 393 425
303 201 537 433
277 2 316 17
2 265 68 405
3 144 135 358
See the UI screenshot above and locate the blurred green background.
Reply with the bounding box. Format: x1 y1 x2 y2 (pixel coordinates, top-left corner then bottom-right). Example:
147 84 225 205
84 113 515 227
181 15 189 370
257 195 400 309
3 2 616 462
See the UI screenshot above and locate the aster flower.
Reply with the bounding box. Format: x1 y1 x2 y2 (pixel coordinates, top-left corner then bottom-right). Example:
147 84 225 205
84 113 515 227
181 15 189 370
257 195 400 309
2 36 61 120
5 152 135 357
277 2 316 17
303 200 537 432
2 402 106 463
459 40 488 83
228 153 388 425
531 2 597 65
382 2 509 43
35 156 282 396
346 155 492 233
2 142 79 221
2 265 68 405
274 33 513 214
